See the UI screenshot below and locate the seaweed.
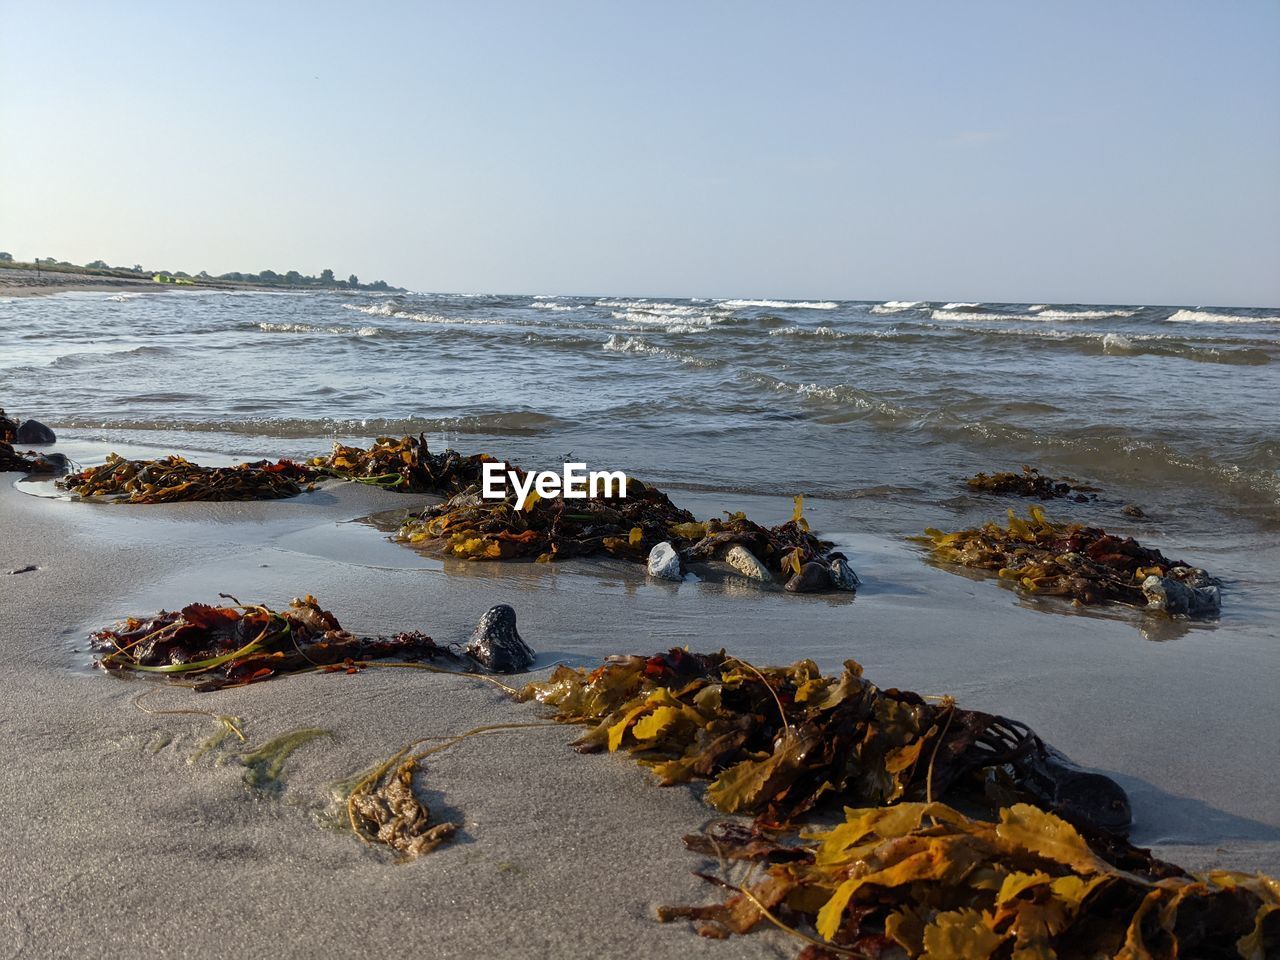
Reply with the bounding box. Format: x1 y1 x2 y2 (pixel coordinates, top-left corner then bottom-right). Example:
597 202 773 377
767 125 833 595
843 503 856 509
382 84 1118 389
0 408 16 443
0 441 65 474
915 506 1221 616
658 804 1279 959
304 433 494 493
58 453 312 502
519 649 1129 835
966 465 1100 501
240 728 333 793
398 484 833 582
89 596 454 690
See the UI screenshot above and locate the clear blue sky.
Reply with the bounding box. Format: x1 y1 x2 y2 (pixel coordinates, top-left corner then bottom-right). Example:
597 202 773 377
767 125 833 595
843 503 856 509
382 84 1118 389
2 1 1277 305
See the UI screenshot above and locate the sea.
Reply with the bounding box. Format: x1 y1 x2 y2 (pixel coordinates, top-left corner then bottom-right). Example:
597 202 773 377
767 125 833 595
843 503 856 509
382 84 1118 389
2 289 1278 555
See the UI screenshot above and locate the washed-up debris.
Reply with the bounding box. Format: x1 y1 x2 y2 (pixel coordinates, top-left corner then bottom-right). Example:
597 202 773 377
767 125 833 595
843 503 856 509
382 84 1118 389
0 441 67 474
400 490 846 590
58 453 312 503
304 433 493 493
966 465 1100 501
658 802 1279 958
89 596 454 690
916 506 1221 617
520 649 1131 835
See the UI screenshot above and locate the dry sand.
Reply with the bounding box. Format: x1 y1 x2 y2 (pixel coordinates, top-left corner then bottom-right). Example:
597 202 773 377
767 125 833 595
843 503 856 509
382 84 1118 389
1 448 1277 959
0 268 167 298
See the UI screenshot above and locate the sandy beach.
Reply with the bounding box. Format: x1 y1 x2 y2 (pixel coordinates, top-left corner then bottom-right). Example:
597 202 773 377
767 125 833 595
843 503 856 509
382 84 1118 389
0 268 185 299
2 435 1277 959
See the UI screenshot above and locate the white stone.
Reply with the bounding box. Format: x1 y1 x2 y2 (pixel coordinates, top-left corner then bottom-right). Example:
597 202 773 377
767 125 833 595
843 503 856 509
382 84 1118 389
647 541 683 581
724 545 771 581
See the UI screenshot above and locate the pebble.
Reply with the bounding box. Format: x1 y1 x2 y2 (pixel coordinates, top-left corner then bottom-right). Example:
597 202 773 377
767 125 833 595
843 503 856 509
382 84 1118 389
785 561 832 593
647 541 683 581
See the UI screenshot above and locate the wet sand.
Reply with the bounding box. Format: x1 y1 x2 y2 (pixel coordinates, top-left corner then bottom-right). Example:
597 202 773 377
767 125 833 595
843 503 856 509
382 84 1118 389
1 442 1277 958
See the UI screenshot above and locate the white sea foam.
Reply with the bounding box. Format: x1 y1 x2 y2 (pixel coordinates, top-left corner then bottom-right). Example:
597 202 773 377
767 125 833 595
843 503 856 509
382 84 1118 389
870 301 921 314
344 303 506 325
257 321 380 336
1032 308 1139 319
721 299 838 310
602 334 713 366
1167 309 1278 324
530 301 579 311
939 302 981 311
769 325 846 339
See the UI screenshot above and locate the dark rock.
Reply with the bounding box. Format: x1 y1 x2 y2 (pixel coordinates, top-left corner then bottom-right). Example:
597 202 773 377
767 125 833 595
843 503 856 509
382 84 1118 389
1121 504 1146 518
464 604 535 672
828 555 860 591
785 562 833 593
16 419 56 445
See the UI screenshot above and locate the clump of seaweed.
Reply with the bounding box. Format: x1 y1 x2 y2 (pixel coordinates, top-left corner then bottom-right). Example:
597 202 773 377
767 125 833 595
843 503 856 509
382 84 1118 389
0 441 66 474
0 408 18 443
240 728 333 793
520 649 1131 836
966 465 1100 501
58 453 312 502
304 433 494 493
658 803 1279 958
89 596 453 690
399 483 832 582
916 506 1221 617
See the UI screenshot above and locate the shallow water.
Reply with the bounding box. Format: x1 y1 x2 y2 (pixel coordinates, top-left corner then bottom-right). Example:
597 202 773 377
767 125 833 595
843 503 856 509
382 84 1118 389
2 287 1276 582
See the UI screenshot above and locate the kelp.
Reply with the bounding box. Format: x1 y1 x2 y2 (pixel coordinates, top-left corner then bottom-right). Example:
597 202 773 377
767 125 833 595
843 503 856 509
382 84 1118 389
240 728 332 793
304 432 494 493
916 506 1220 614
0 408 18 443
966 465 1100 502
519 649 1130 835
343 722 555 861
0 440 65 474
399 485 833 581
90 596 453 690
659 803 1279 959
58 452 312 502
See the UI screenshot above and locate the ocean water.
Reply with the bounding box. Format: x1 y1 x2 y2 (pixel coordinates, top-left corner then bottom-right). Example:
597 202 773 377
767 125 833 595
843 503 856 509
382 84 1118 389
2 289 1278 555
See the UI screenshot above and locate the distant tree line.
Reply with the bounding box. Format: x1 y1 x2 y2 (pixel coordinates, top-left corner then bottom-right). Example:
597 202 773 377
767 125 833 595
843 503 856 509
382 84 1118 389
0 251 401 292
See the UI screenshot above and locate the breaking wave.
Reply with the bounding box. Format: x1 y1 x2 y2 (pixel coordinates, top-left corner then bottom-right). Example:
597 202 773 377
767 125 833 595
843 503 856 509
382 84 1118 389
602 334 716 367
257 321 380 337
870 301 922 314
721 299 838 310
1166 309 1279 325
50 411 568 439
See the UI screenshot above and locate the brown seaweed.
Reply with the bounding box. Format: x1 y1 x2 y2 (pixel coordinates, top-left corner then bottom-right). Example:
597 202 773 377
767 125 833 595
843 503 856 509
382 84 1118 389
89 596 454 690
0 408 18 444
659 804 1279 958
0 440 65 474
58 453 312 502
915 506 1220 616
519 649 1129 835
966 465 1100 501
398 485 832 581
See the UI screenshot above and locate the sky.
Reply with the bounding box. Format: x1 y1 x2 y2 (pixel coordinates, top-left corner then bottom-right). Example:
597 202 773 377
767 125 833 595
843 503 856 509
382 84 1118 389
2 1 1278 305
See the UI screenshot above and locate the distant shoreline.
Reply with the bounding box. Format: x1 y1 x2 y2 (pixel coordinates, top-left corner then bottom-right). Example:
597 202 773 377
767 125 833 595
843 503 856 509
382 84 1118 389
1 267 319 299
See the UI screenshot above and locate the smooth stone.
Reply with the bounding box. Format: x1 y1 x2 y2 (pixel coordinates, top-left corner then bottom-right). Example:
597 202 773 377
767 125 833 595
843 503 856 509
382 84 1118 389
724 544 771 581
1142 575 1221 618
785 561 832 593
647 541 683 581
829 555 860 591
15 419 56 444
464 604 536 672
1121 504 1146 518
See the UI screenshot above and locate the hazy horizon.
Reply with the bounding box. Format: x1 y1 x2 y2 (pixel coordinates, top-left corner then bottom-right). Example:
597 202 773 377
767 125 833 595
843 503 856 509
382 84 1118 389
2 1 1278 307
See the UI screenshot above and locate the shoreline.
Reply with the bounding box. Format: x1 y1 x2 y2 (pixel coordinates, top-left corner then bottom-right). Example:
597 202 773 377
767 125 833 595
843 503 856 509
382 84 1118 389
2 433 1277 957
